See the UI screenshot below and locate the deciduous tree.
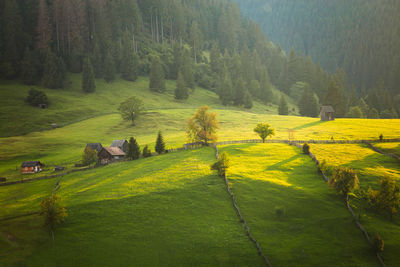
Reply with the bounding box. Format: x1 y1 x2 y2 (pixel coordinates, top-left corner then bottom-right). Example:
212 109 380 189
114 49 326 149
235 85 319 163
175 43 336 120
187 106 219 145
253 123 275 143
118 96 143 125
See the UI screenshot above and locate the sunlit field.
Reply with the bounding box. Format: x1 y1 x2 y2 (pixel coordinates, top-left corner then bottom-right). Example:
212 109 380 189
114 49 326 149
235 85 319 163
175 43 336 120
309 143 400 265
1 148 264 266
219 143 378 266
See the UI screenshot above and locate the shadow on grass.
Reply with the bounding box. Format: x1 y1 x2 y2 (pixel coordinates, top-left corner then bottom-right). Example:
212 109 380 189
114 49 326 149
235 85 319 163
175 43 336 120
265 154 302 171
292 120 325 131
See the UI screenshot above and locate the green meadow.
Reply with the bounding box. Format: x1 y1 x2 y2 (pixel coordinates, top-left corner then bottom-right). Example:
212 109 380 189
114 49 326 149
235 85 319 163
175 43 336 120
1 148 264 266
309 144 400 265
220 143 378 266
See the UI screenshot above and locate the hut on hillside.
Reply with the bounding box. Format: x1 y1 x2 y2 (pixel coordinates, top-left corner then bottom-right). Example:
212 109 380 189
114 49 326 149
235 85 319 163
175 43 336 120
98 147 125 165
110 140 128 153
85 143 103 153
320 106 335 121
21 161 43 174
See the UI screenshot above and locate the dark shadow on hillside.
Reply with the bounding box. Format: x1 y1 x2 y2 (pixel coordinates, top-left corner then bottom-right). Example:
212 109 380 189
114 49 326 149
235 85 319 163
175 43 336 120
293 120 325 131
265 154 302 171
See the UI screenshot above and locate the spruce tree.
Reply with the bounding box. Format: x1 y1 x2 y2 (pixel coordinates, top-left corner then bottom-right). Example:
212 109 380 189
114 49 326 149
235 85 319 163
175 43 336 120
278 95 289 115
218 66 232 106
324 78 345 117
104 50 116 83
21 48 40 85
181 49 195 89
92 42 103 78
155 131 166 154
299 85 319 117
127 137 140 160
175 72 188 100
82 57 96 93
149 56 166 93
233 78 245 106
243 90 253 109
142 145 152 158
42 49 66 89
121 40 138 82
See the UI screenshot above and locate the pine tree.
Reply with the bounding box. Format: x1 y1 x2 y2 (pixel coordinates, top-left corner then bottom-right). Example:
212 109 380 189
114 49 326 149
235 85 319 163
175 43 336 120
149 56 166 93
104 50 116 83
324 78 345 117
21 48 40 85
181 49 195 89
127 137 140 160
217 66 232 106
92 42 103 78
278 95 289 115
82 57 96 93
233 78 245 106
299 85 319 117
175 72 188 100
210 42 221 74
120 33 138 82
155 131 166 154
260 68 273 103
42 49 66 89
142 145 152 158
243 90 253 109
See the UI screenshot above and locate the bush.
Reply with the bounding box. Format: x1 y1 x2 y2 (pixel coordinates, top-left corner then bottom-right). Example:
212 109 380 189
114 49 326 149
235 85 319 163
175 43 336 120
303 143 310 154
82 147 98 166
211 152 230 177
27 88 49 106
329 167 359 195
142 145 152 158
373 234 384 253
379 134 383 142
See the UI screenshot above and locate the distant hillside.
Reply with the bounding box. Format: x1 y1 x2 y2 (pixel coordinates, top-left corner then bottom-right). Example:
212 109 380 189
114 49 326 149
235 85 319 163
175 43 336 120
234 0 400 96
0 0 330 122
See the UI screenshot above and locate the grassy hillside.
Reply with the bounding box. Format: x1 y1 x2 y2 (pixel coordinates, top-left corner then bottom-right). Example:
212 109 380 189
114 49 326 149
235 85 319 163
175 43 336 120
0 74 289 138
309 144 400 265
220 143 378 266
1 148 264 266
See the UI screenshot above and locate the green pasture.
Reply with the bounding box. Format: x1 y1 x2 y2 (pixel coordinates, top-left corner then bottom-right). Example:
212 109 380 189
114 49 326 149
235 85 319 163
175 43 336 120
1 148 264 266
373 142 400 157
220 143 378 266
309 144 400 265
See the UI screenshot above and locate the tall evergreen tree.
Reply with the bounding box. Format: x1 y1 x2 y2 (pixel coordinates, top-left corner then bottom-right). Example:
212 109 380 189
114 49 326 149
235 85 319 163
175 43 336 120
278 95 289 115
233 78 246 106
155 131 166 154
218 66 233 106
82 57 96 93
127 137 140 160
175 72 188 100
180 49 195 89
104 50 116 83
299 85 319 117
243 90 253 109
324 78 345 117
149 56 166 93
21 48 40 85
42 49 66 89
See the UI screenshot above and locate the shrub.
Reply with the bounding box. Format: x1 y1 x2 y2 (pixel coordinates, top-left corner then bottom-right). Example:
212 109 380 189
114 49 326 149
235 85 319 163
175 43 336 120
82 147 98 166
366 176 400 219
329 167 359 195
40 194 67 239
142 145 152 158
303 143 310 154
211 152 229 177
155 131 166 154
373 234 384 253
379 134 383 142
27 88 48 106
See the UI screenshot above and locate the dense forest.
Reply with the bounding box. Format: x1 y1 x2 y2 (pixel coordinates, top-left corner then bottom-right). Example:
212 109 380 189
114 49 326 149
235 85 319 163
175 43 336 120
0 0 397 118
235 0 400 118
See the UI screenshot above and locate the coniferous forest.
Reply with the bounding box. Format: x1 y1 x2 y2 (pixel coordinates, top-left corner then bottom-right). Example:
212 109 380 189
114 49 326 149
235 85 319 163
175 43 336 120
235 0 400 118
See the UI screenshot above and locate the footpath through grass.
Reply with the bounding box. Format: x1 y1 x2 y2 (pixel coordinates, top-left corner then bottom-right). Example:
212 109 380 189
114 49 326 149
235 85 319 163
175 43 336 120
220 143 378 266
1 148 264 266
309 143 400 265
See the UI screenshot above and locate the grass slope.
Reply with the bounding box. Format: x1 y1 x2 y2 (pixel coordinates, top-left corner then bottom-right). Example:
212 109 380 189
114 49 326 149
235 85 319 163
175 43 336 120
1 148 264 266
0 74 282 137
309 144 400 265
220 143 378 266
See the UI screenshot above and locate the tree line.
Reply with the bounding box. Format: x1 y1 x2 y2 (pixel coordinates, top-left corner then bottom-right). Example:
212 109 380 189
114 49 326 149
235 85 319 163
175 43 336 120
235 0 400 118
1 0 344 114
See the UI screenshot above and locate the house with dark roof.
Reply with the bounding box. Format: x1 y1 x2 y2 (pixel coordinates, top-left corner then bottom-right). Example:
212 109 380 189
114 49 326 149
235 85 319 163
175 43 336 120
110 140 128 153
320 106 335 121
98 147 126 165
21 161 43 174
85 143 103 153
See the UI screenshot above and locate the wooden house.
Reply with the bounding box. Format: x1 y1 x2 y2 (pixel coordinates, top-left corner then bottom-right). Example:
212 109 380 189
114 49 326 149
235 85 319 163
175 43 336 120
21 161 43 174
111 140 128 153
98 147 125 165
85 143 103 153
320 106 335 121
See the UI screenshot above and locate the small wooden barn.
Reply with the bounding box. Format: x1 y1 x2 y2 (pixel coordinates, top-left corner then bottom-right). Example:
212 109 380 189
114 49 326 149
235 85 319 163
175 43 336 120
320 106 335 121
110 140 128 153
85 143 103 153
21 161 43 174
98 147 125 165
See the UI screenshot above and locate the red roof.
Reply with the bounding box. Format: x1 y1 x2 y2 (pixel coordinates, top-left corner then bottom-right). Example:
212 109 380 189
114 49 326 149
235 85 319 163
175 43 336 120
104 147 125 156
